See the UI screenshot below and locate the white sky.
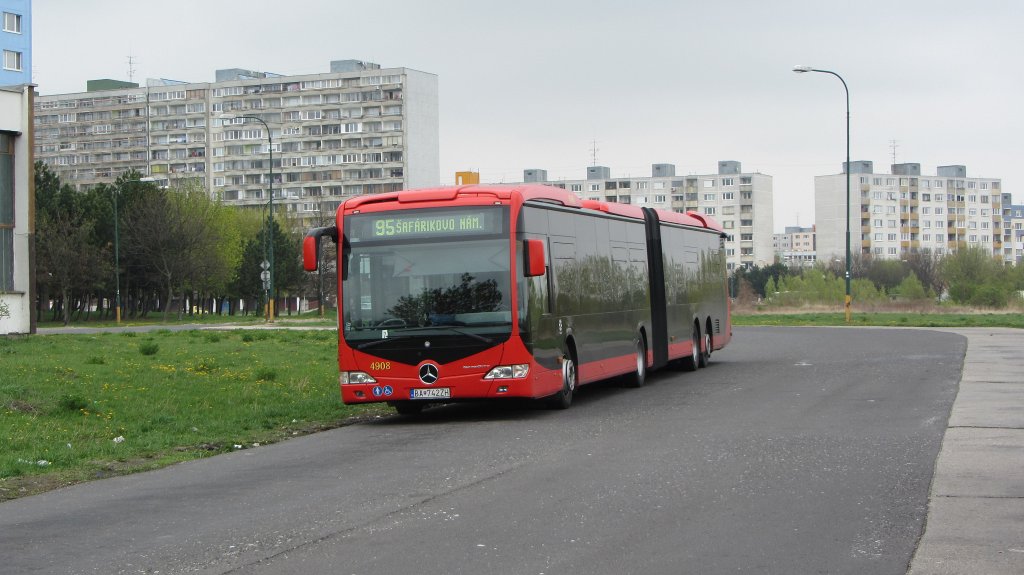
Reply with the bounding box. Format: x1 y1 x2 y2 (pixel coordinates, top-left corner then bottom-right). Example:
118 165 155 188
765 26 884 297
32 0 1024 232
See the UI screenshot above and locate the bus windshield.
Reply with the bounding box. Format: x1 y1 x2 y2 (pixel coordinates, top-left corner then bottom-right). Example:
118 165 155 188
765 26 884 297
341 208 512 343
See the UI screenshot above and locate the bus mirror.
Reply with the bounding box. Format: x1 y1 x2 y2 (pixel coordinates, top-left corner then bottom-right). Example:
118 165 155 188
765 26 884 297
303 226 338 272
524 239 546 277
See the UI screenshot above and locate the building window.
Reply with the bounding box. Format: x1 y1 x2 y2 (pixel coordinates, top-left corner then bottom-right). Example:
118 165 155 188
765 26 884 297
3 12 21 33
3 50 22 71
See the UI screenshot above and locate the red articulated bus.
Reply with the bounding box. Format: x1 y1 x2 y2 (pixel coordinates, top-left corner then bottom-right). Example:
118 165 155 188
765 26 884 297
303 184 731 415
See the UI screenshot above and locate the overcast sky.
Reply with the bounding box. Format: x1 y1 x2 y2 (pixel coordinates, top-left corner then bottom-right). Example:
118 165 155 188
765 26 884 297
32 0 1023 232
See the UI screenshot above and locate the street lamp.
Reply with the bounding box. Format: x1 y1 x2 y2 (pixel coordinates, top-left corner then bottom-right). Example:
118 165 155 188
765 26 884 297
112 187 121 325
793 65 852 323
221 113 275 322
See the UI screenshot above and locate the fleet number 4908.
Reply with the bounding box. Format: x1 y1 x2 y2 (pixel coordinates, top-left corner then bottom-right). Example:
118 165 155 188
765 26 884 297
369 361 391 371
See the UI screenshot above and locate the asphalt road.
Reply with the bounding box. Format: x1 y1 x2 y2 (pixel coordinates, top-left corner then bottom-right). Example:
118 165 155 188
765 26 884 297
0 326 965 575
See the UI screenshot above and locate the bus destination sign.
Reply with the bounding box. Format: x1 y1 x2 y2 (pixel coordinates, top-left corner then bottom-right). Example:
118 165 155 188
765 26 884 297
350 207 504 241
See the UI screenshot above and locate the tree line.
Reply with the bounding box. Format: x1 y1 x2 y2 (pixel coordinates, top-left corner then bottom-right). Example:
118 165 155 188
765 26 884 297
34 162 335 324
734 250 1024 309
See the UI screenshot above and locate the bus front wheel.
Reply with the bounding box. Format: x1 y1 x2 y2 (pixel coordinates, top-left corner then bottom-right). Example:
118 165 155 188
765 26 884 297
548 355 577 409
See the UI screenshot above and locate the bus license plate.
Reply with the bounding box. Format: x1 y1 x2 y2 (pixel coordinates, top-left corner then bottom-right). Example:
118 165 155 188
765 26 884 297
410 388 451 400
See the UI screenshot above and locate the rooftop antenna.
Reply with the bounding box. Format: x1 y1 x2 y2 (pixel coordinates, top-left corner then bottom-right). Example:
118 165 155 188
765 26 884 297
127 55 137 84
889 139 899 165
590 140 599 166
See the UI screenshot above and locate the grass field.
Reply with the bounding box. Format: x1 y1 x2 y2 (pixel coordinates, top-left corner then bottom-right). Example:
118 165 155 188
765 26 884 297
0 327 378 500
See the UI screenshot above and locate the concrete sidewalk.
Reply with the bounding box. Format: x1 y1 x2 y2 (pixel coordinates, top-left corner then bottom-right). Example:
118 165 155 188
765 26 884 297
909 328 1024 574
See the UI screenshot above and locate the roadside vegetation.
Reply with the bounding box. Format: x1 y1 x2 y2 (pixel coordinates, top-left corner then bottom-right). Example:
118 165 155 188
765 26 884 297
0 328 381 501
34 163 337 325
731 250 1024 325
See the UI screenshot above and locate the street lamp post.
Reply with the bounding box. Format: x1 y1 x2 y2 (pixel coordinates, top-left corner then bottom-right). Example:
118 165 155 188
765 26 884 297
221 113 275 322
112 189 121 324
793 65 852 323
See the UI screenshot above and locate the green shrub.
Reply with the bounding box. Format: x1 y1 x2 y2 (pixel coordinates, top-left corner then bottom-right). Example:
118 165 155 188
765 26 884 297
57 394 89 412
254 367 277 381
138 342 159 356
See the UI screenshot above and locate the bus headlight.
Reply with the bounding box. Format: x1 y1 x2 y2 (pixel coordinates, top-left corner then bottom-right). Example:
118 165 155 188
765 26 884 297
340 371 377 385
483 364 529 379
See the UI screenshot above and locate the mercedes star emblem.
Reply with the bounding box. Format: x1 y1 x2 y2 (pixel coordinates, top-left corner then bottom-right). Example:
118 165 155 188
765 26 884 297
418 363 439 385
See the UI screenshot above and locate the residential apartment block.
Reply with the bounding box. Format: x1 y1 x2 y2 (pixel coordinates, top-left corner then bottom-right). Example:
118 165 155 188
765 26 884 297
34 60 439 224
518 161 775 271
773 226 816 267
815 162 1007 262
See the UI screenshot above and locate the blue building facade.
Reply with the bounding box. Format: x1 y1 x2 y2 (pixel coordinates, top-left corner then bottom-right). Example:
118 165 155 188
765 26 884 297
0 0 30 86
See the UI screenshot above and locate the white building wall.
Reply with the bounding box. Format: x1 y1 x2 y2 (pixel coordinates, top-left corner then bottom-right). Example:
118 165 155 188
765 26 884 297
813 173 851 263
403 69 439 189
0 84 33 334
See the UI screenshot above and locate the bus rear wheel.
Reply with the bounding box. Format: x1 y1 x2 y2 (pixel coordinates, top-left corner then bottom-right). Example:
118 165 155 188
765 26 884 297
698 327 712 368
680 323 700 372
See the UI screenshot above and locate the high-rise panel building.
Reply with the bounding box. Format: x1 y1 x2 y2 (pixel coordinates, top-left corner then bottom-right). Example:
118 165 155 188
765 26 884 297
815 162 1006 261
33 61 439 224
512 161 775 271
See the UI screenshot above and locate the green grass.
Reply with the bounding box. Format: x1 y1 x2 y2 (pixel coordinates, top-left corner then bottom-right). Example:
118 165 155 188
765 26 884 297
0 328 378 500
732 311 1024 328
